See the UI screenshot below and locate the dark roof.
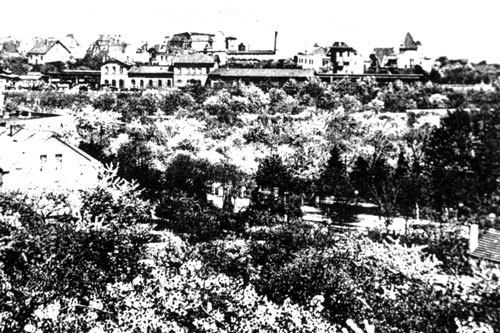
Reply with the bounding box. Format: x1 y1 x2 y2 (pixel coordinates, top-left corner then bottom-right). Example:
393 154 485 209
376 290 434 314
330 41 356 51
400 32 419 50
471 229 500 263
28 40 70 55
174 53 215 64
128 66 173 77
373 47 396 65
102 58 134 68
209 68 314 78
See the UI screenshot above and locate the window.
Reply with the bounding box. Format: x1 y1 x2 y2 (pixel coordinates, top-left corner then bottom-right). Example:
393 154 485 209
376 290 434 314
105 66 109 73
131 79 136 86
119 79 124 88
158 80 162 87
40 155 47 171
167 79 171 87
140 80 144 87
148 80 153 87
104 79 109 85
111 79 116 87
55 154 62 171
120 67 123 74
113 66 116 73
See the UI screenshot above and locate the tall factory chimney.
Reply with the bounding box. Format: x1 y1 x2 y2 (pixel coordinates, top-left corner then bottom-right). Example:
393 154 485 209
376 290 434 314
274 31 278 53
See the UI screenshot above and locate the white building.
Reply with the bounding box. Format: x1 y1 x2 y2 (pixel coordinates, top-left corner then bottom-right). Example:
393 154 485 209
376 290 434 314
27 40 71 65
297 46 330 72
100 59 134 89
327 42 364 74
397 33 434 72
0 126 100 190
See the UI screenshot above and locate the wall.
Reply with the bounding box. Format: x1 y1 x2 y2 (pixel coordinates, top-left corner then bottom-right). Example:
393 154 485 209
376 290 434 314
44 43 71 63
129 77 173 89
101 63 129 88
2 136 99 190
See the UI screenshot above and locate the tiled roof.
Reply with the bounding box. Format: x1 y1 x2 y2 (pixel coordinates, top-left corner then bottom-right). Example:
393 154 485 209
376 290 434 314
373 47 396 64
174 53 215 64
28 40 69 55
209 68 314 78
471 229 500 263
401 32 419 50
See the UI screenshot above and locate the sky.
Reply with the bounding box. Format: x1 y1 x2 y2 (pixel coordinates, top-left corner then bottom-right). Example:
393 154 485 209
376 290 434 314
1 0 499 63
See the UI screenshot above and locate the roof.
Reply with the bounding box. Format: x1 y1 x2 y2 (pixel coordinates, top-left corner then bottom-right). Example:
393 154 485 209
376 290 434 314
128 66 174 77
373 47 396 65
209 68 314 78
0 127 100 172
28 40 70 55
471 229 500 263
174 53 215 64
102 58 134 68
329 42 356 51
228 50 275 55
400 32 419 50
299 47 328 56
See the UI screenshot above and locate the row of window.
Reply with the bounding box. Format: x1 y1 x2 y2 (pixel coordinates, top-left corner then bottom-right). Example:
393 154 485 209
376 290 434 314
104 66 124 74
40 154 62 172
174 67 207 75
103 79 173 88
298 58 314 65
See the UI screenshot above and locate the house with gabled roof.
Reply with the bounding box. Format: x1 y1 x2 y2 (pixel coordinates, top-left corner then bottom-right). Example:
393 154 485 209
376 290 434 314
0 126 101 190
27 39 71 65
297 46 330 72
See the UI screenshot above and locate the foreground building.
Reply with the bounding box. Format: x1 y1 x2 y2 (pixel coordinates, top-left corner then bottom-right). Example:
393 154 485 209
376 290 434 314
0 126 100 190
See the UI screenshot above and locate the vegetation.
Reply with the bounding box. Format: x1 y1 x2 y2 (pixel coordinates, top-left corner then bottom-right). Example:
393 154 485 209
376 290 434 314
2 77 500 332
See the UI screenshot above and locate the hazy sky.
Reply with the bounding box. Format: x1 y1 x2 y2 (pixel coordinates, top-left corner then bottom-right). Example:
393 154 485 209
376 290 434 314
2 0 499 62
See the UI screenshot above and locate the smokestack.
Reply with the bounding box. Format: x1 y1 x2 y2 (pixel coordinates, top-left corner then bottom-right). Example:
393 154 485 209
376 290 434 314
274 31 278 53
469 224 479 253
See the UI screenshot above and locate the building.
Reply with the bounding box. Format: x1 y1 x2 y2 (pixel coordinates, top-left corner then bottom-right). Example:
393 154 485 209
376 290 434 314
208 68 314 85
100 58 133 89
128 65 174 89
173 53 216 86
87 35 129 62
169 32 215 51
0 126 100 190
226 32 278 62
27 39 71 65
297 46 330 72
469 224 500 267
397 32 433 72
326 42 364 74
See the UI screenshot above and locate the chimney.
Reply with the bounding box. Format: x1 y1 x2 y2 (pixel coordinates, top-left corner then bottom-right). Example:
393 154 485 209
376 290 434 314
469 224 479 253
274 31 278 53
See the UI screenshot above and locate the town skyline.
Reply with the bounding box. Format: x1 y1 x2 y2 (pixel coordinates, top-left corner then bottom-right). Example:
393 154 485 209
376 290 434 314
1 0 499 63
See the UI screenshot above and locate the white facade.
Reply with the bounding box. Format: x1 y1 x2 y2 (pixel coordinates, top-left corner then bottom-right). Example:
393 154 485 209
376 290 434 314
28 42 71 65
0 129 100 190
100 60 131 89
297 49 330 72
